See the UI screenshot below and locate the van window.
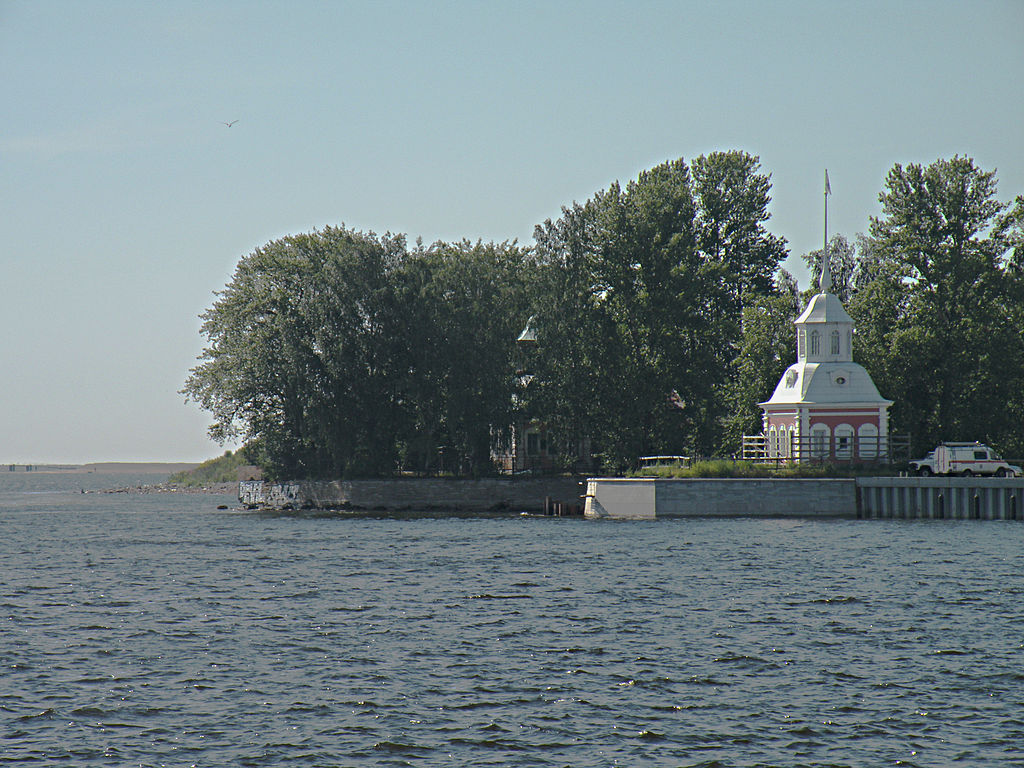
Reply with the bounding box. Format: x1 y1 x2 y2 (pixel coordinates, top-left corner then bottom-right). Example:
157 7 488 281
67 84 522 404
974 450 987 460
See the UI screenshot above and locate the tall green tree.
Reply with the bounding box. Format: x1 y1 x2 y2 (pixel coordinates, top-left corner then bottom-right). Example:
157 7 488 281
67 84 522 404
689 152 790 450
692 150 788 304
530 161 702 469
528 153 789 467
860 156 1024 455
184 226 409 479
397 240 537 475
719 287 801 451
590 161 706 463
527 200 607 468
843 236 912 435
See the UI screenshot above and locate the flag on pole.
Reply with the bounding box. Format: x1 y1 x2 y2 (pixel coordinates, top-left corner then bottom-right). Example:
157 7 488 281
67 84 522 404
825 169 831 196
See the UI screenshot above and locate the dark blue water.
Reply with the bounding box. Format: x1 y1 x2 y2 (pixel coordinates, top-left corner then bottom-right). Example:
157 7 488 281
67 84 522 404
3 474 1024 766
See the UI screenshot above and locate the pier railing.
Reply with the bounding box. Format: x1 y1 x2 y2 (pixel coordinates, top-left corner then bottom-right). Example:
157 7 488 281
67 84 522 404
741 433 911 465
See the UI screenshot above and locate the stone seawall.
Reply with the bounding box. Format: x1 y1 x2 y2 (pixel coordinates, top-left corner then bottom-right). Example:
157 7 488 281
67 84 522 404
239 477 584 513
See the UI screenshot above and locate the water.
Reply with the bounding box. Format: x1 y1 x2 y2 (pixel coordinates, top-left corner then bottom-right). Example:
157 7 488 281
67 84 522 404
3 474 1024 766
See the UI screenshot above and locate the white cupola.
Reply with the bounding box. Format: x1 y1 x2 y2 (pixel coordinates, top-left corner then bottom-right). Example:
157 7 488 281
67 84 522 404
767 287 888 409
795 292 854 364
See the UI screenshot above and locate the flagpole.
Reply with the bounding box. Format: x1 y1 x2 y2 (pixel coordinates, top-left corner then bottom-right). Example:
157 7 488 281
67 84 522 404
821 170 831 293
824 169 829 253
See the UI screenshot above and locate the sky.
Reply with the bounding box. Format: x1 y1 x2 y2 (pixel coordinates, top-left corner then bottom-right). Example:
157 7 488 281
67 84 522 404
2 0 1022 464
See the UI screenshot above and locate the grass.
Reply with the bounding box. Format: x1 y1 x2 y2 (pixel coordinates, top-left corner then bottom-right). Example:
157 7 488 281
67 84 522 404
631 459 897 479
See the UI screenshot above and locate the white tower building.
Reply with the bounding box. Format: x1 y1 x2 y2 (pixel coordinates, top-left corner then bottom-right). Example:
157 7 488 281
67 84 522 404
756 173 892 461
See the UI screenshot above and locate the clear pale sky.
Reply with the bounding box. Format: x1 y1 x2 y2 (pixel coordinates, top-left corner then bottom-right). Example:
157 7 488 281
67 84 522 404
2 0 1022 464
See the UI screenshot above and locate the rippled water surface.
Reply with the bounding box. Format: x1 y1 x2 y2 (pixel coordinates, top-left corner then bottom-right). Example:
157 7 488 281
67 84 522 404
3 473 1024 767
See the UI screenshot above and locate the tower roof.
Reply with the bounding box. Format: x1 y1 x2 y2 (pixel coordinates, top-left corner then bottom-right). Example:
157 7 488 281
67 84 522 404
795 292 853 325
516 315 538 343
761 361 892 407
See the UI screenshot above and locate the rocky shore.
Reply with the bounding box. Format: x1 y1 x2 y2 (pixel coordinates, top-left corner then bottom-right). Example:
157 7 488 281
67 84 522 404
97 482 237 495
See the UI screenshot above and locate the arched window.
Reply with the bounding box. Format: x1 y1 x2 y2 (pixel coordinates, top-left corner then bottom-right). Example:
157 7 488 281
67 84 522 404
797 329 806 359
768 426 777 458
830 330 840 355
835 424 854 459
811 425 829 458
810 330 820 356
858 423 879 459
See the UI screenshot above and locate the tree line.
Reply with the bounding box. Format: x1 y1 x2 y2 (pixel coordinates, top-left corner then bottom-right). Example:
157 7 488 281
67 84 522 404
184 153 1024 478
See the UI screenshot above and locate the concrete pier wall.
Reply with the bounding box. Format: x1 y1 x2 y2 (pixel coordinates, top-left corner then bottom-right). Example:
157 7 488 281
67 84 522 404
584 478 856 519
857 477 1024 520
584 476 1024 520
240 476 1024 519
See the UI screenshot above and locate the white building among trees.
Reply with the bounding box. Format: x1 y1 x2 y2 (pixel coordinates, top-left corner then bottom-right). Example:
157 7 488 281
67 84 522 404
748 228 895 463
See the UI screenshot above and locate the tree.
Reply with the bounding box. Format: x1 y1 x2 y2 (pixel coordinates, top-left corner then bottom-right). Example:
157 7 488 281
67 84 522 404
689 152 790 451
528 153 789 467
802 233 857 302
692 150 788 304
185 226 541 479
719 286 801 452
397 240 537 475
593 161 708 463
862 156 1024 455
524 200 605 469
184 226 409 479
529 161 703 469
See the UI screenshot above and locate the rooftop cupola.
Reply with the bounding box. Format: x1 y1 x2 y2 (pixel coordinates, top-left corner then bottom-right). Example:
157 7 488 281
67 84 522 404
795 289 854 363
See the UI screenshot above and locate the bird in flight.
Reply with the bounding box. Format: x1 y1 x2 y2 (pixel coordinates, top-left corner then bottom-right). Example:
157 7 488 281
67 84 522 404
220 120 239 127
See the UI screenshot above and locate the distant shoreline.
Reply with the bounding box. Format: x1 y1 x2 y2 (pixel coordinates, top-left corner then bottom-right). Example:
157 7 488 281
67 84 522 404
4 462 200 475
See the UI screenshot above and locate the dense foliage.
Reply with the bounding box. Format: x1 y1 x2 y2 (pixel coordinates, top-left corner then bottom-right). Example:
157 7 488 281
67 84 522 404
527 153 787 469
185 154 1024 477
185 231 535 479
856 157 1024 456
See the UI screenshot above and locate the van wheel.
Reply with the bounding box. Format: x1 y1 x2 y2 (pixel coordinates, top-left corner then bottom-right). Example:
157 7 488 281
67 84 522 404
919 467 932 477
996 468 1008 477
961 469 973 477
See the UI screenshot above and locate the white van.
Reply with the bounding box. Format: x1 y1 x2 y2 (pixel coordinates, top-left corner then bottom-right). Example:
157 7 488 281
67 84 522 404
910 442 1022 477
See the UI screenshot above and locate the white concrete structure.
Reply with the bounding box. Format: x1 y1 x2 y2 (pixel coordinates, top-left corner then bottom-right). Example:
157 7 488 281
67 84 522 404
757 257 892 462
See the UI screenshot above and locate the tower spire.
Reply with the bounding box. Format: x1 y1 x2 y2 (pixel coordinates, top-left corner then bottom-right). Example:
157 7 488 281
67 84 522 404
819 169 832 293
